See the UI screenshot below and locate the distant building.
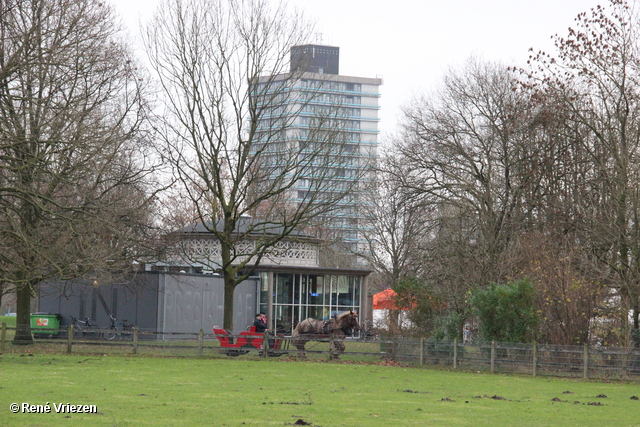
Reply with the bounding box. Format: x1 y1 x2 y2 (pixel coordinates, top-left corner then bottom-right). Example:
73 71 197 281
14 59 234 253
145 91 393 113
39 220 371 335
152 219 372 334
290 44 340 75
256 44 382 254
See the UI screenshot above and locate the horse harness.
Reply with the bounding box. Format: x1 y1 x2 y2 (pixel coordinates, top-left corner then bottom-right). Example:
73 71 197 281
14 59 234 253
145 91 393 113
301 317 351 336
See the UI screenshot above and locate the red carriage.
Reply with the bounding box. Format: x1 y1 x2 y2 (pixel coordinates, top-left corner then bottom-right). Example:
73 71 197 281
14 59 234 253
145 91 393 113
213 326 284 356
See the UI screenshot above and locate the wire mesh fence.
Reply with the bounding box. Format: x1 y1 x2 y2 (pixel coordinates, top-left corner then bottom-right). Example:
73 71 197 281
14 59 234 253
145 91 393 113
2 322 640 380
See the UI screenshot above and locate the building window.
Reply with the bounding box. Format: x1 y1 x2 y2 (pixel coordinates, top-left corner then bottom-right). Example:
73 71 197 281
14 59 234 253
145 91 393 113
271 273 361 334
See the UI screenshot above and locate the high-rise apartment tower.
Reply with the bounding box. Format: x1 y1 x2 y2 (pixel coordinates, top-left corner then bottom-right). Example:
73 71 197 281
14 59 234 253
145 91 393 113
255 45 382 254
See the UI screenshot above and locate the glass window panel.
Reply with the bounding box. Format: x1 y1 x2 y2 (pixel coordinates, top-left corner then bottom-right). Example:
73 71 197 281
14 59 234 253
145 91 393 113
276 274 294 304
293 274 301 304
293 304 302 329
300 275 308 305
337 275 352 306
307 306 324 320
308 275 323 305
337 276 348 293
275 305 293 334
352 276 361 309
338 294 353 306
298 304 308 321
260 272 268 305
337 306 355 315
326 275 336 307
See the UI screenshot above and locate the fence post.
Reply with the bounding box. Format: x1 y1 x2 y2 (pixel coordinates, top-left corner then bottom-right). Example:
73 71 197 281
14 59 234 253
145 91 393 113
419 337 424 366
263 330 269 358
453 338 457 369
0 323 6 353
198 329 204 357
67 325 74 355
329 333 335 360
532 342 537 376
583 344 589 379
490 341 495 373
133 327 139 355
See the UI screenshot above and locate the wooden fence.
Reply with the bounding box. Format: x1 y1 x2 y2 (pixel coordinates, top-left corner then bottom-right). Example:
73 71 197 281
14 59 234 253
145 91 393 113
2 323 639 380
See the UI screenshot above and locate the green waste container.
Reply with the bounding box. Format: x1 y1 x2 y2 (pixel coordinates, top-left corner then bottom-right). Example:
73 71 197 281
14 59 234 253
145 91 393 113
30 313 61 337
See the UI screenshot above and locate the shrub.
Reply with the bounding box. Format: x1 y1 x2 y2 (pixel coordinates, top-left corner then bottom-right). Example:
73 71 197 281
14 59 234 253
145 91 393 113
471 279 538 343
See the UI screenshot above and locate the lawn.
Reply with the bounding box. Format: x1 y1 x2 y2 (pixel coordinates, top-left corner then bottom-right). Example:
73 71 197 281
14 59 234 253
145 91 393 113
1 354 639 426
0 316 16 342
0 316 16 327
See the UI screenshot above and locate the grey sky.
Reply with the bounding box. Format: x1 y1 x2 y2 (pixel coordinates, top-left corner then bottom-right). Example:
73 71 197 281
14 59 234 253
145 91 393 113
112 0 601 138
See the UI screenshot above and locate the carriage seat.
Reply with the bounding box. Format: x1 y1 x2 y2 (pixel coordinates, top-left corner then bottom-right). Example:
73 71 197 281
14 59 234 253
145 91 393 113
213 326 265 349
213 328 236 345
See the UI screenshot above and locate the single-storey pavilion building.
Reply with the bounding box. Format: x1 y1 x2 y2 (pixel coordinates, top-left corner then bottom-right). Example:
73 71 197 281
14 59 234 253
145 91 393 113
39 220 371 334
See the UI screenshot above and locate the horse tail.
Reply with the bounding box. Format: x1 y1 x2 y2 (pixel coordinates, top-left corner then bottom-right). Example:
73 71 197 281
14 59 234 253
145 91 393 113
291 321 301 338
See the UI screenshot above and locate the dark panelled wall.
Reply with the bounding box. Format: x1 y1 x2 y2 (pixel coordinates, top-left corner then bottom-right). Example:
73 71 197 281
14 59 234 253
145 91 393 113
39 272 259 334
38 273 161 331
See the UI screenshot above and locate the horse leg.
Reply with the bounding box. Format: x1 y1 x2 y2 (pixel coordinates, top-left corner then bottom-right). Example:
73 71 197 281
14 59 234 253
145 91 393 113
293 341 306 358
297 342 306 358
332 336 345 359
291 335 307 358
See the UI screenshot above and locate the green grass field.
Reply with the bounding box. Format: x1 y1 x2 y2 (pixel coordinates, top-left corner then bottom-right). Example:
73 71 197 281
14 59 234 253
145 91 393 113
1 354 639 426
1 316 16 329
0 316 16 326
0 316 16 341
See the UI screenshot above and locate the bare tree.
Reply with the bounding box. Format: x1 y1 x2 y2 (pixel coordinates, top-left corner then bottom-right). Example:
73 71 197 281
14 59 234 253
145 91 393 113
513 232 607 345
525 0 640 345
382 2 640 345
145 0 364 330
0 0 158 343
0 281 12 313
395 58 546 287
389 58 574 338
359 155 431 285
352 155 434 333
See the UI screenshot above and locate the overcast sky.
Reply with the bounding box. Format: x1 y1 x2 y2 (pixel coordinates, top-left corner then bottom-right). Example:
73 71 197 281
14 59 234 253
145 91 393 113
112 0 601 139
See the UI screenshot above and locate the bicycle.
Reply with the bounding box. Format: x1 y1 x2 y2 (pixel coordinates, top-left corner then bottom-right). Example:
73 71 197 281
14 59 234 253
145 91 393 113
359 319 379 341
70 316 101 339
104 314 133 341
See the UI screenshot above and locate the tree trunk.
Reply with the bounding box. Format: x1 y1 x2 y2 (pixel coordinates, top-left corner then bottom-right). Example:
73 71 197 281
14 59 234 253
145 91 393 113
12 282 33 344
221 233 236 331
388 308 400 334
223 274 235 331
632 306 640 348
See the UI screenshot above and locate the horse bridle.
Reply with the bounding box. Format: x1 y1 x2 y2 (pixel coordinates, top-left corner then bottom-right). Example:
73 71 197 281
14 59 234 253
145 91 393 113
339 315 358 335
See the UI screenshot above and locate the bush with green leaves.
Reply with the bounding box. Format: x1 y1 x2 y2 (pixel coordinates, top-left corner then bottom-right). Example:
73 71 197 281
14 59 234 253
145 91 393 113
431 311 466 340
393 277 461 339
471 279 539 343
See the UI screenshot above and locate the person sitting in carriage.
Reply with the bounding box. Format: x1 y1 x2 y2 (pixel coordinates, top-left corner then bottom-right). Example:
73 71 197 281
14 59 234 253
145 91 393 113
253 312 268 333
253 312 277 349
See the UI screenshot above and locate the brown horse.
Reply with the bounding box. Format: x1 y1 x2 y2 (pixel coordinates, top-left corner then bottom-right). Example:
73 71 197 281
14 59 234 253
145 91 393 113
291 311 360 356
